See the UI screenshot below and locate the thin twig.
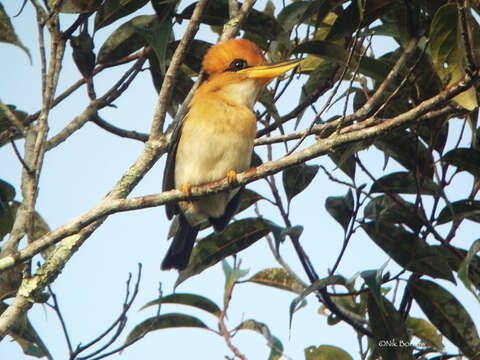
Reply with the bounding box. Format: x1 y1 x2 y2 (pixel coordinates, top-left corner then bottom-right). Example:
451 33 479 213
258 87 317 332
47 286 73 354
74 264 142 360
10 138 32 174
219 271 247 360
91 115 149 142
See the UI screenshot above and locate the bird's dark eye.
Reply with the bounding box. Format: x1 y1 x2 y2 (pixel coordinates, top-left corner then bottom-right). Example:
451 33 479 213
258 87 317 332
226 58 248 72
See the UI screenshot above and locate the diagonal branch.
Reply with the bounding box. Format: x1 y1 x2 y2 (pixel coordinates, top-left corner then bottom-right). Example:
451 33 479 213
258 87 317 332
150 0 210 138
0 70 474 275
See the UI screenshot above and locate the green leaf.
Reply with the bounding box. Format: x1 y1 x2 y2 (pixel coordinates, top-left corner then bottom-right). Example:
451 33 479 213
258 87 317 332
126 313 210 344
367 294 412 360
94 0 150 31
362 221 455 282
97 15 159 65
49 0 100 13
282 164 319 203
409 278 480 357
169 39 211 74
0 302 51 358
328 143 358 180
222 260 249 307
133 20 171 74
71 31 95 77
175 218 272 287
327 0 404 41
405 317 444 350
431 245 480 291
0 3 31 62
247 268 304 294
268 224 303 253
325 189 354 232
1 201 50 247
442 148 480 178
234 319 283 360
304 345 353 360
0 179 15 204
458 239 480 303
0 105 27 148
360 262 388 313
290 276 345 329
140 293 221 317
148 52 193 117
277 1 311 33
370 171 442 196
0 200 16 241
237 189 265 214
430 3 478 110
180 0 284 41
293 40 392 82
437 200 480 224
364 195 426 233
374 131 434 178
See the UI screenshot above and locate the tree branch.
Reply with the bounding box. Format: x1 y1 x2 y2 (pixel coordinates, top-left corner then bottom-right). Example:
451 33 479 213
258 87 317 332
0 70 474 275
150 0 210 138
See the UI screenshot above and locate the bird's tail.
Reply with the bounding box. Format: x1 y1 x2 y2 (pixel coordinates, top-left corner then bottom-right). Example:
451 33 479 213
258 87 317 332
161 213 199 271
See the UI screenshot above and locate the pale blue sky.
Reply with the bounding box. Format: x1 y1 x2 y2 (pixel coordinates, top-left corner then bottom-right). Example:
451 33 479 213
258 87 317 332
1 1 479 359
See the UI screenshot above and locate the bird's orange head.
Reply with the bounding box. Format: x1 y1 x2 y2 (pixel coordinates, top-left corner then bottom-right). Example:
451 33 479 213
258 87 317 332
195 39 300 108
202 39 267 77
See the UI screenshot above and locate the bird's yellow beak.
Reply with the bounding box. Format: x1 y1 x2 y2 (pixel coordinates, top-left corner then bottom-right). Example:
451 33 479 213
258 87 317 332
239 59 301 82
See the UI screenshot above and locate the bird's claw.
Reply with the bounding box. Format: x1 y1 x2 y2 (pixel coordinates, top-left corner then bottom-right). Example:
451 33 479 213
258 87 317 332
227 170 237 184
182 183 192 197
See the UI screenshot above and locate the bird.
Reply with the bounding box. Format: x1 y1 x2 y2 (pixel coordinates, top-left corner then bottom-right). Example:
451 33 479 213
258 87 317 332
161 38 300 271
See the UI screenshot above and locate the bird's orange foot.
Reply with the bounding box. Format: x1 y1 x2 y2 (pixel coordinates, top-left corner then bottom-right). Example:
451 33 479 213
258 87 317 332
182 183 192 198
227 170 237 184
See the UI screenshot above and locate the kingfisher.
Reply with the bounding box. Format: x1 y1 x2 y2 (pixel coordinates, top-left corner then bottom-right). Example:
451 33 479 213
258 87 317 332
161 38 300 270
